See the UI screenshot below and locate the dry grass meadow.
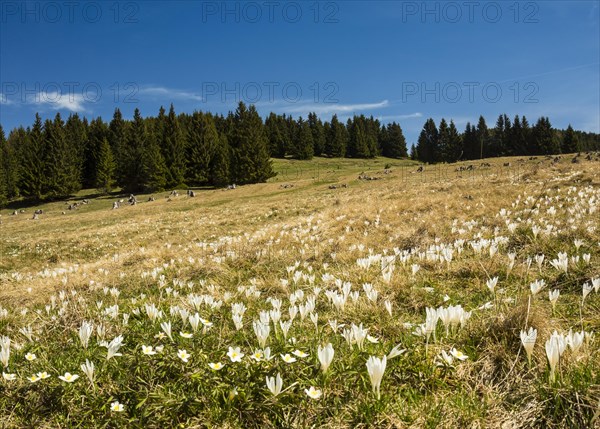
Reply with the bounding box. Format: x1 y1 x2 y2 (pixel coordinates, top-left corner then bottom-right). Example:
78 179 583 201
1 155 599 428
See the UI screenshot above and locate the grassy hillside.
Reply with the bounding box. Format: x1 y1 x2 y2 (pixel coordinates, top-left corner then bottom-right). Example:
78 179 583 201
0 155 599 428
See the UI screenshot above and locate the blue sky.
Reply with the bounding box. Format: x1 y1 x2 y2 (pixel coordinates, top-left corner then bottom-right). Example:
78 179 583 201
1 0 599 144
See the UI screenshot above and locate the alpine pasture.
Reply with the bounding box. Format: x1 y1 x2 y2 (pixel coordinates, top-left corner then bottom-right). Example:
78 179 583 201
1 156 599 428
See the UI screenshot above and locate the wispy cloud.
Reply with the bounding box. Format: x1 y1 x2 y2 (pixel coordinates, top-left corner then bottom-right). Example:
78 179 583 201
0 94 14 105
376 112 423 122
32 92 87 112
257 99 390 117
138 86 204 102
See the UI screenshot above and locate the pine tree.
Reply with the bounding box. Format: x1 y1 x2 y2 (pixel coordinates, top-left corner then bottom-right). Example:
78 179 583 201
308 112 326 156
532 117 558 155
43 113 81 199
346 116 370 158
265 113 286 158
228 102 275 184
476 116 489 159
109 108 128 185
0 126 8 206
416 118 439 163
142 132 167 192
161 104 187 188
95 137 116 194
462 123 479 160
186 112 220 185
120 108 147 192
381 122 407 158
18 114 46 199
210 133 230 187
83 118 109 188
446 120 462 162
1 125 20 200
561 125 579 154
324 114 347 157
437 119 449 162
291 117 314 160
64 113 87 186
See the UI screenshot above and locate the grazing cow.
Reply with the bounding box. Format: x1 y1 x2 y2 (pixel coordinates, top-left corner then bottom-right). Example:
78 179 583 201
12 210 18 216
128 194 137 205
503 162 511 167
148 196 156 202
170 190 179 197
112 201 120 210
82 199 90 204
187 190 196 197
34 209 43 215
32 213 39 220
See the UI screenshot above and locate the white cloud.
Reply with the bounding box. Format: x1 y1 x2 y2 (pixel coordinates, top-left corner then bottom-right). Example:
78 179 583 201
0 94 14 105
377 112 423 121
260 99 390 117
33 91 87 112
138 86 204 102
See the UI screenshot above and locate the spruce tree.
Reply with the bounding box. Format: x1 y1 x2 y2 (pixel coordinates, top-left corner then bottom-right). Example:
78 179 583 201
0 127 7 206
121 108 147 192
142 132 168 192
476 116 489 159
162 104 187 188
462 123 479 160
64 113 87 185
446 120 462 162
83 118 109 188
1 125 20 200
416 118 439 163
346 116 370 158
437 119 449 162
561 125 579 154
381 122 407 158
19 114 46 199
265 113 286 158
43 113 81 199
324 115 347 157
186 112 220 185
532 117 558 155
308 112 326 156
95 137 116 194
291 117 314 160
228 102 275 184
109 109 128 185
209 133 230 187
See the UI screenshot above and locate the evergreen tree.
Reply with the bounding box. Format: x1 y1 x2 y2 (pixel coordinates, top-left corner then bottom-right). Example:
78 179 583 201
437 119 449 162
532 117 557 155
228 102 275 184
120 108 147 192
142 131 168 192
0 126 8 206
346 116 370 158
43 113 81 199
82 117 109 188
265 113 286 158
409 144 418 160
109 108 128 185
416 118 439 163
324 114 347 157
161 104 187 188
416 118 437 163
95 137 116 194
476 116 489 159
291 117 314 160
462 123 479 160
381 122 407 158
308 112 326 156
446 120 462 162
1 125 20 200
64 113 87 185
186 112 220 184
209 133 230 187
19 114 46 199
561 125 579 154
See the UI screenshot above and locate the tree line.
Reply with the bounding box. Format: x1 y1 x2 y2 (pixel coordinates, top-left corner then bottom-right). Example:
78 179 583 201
1 103 598 205
413 114 599 164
